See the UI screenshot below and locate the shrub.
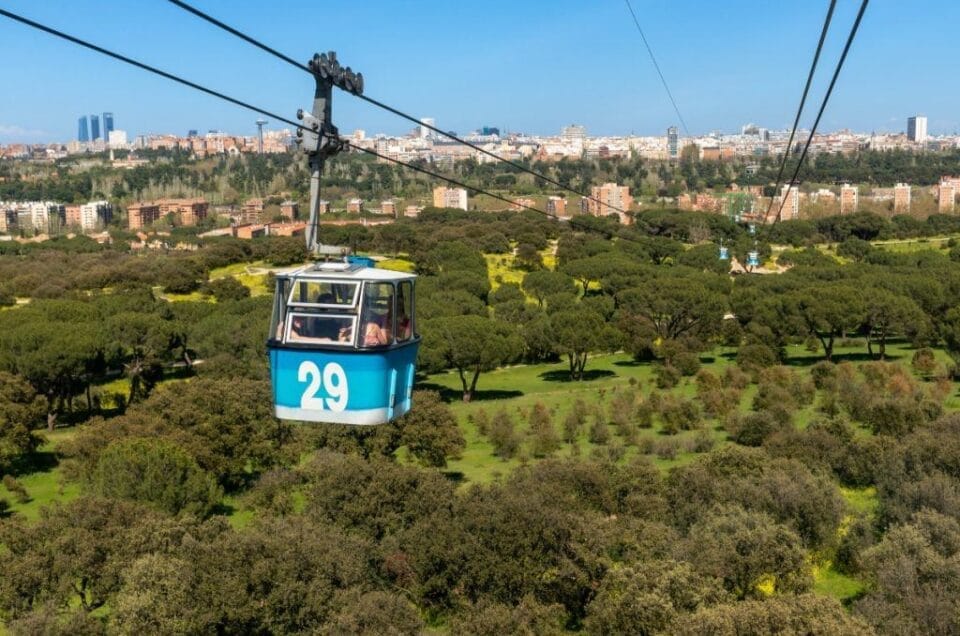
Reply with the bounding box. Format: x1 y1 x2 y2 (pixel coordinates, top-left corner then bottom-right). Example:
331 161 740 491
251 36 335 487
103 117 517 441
672 351 702 377
528 403 560 458
2 474 29 503
654 438 679 460
659 396 702 435
489 409 520 459
736 344 779 379
912 347 938 376
655 364 681 389
588 410 611 445
810 360 837 390
90 437 221 517
728 411 789 447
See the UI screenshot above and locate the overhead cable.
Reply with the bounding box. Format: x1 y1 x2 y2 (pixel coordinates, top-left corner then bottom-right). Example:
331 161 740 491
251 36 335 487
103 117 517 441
622 0 691 137
774 0 870 223
762 0 837 224
0 7 634 242
165 0 629 215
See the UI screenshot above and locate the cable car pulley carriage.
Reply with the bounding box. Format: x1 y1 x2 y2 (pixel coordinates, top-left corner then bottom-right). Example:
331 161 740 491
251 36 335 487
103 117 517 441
266 51 420 425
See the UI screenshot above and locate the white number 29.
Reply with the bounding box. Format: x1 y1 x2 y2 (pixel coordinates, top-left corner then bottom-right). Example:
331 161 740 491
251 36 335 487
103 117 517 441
298 361 348 412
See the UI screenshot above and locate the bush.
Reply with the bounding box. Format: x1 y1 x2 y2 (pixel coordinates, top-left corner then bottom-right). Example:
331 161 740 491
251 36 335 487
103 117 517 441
654 438 679 460
588 410 611 445
90 437 222 517
672 351 702 377
728 411 789 447
2 474 29 503
659 396 702 435
810 360 837 390
489 409 520 459
736 344 779 379
655 364 681 389
912 347 938 376
528 402 560 458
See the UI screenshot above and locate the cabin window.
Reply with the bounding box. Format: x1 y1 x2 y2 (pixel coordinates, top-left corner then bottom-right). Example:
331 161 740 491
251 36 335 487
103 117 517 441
360 282 395 347
269 278 291 340
288 280 359 308
285 313 356 345
396 281 413 342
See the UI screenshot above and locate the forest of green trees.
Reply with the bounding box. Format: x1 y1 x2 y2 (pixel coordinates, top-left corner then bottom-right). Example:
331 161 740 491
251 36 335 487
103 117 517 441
6 146 960 210
2 207 960 633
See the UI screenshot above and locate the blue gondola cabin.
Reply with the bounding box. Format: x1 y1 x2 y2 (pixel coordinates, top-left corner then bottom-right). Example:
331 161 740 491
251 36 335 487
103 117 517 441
267 262 419 425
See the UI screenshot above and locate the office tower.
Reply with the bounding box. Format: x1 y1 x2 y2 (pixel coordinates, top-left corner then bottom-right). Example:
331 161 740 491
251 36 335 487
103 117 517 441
894 183 911 213
419 117 435 139
667 126 679 160
90 114 101 141
840 184 859 214
907 115 928 143
779 184 800 221
102 112 114 140
77 116 89 142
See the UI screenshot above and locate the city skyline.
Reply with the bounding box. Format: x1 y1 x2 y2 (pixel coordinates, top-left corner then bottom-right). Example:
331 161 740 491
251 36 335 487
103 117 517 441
4 1 960 143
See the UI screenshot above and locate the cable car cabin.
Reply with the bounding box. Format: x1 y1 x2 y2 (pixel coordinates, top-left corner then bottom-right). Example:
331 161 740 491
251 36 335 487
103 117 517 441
267 262 419 425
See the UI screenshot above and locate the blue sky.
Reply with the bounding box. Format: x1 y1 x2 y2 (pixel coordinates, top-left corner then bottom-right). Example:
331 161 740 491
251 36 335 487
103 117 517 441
0 0 956 143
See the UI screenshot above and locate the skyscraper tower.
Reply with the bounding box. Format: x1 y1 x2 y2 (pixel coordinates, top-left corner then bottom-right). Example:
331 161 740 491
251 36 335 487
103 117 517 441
667 126 679 161
77 116 89 142
102 112 114 141
907 115 927 143
90 114 101 141
255 119 267 154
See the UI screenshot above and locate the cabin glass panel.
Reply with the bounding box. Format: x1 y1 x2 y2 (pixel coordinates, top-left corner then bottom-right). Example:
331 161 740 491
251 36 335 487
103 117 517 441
288 280 359 308
270 278 292 340
396 280 413 342
285 312 356 346
361 282 395 347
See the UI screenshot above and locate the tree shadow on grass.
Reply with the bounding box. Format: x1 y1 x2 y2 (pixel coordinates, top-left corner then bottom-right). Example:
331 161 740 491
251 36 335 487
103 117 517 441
9 450 58 477
442 471 466 485
784 352 901 367
539 369 617 382
613 359 644 368
416 382 523 403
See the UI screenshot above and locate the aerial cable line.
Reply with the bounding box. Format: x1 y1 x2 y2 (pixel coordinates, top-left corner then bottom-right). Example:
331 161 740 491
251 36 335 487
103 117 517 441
0 7 638 244
774 0 869 224
165 0 629 216
622 0 690 137
0 8 307 135
762 0 837 225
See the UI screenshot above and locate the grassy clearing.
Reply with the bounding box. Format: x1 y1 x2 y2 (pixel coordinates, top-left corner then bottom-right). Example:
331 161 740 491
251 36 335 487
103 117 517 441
813 563 864 602
1 429 80 521
379 257 416 273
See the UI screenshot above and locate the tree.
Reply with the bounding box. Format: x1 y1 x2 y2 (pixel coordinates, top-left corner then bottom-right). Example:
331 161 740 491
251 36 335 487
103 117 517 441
427 315 522 401
584 561 727 635
677 595 872 636
863 288 925 359
550 307 620 380
617 274 726 346
685 505 810 599
0 372 45 473
786 284 866 361
522 271 577 308
396 390 466 467
90 437 222 517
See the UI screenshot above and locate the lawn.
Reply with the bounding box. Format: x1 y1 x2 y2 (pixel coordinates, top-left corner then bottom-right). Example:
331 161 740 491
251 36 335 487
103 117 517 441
1 429 81 521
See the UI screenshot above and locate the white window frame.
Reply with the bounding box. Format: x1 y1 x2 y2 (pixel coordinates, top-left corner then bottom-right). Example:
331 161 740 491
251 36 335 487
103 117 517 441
287 279 360 310
284 312 358 347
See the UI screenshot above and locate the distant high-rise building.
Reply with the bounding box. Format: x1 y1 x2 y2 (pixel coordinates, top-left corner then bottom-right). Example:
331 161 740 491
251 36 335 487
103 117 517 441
432 186 468 210
187 129 198 138
894 183 911 213
102 112 114 140
561 124 587 145
779 184 800 221
419 117 435 139
667 126 679 161
939 179 956 212
546 196 567 218
586 183 632 224
840 184 859 214
480 126 500 136
77 116 89 142
90 114 101 141
907 115 928 143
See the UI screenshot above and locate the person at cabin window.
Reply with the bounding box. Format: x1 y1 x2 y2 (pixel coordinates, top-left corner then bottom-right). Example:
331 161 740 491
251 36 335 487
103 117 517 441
362 314 389 346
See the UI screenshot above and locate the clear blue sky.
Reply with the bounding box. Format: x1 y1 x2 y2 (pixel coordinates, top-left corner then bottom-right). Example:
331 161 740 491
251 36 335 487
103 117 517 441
0 0 956 143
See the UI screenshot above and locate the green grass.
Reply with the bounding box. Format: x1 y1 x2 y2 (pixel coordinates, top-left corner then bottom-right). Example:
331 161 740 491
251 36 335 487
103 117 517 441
1 429 81 521
813 563 864 602
379 257 416 273
840 486 878 517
